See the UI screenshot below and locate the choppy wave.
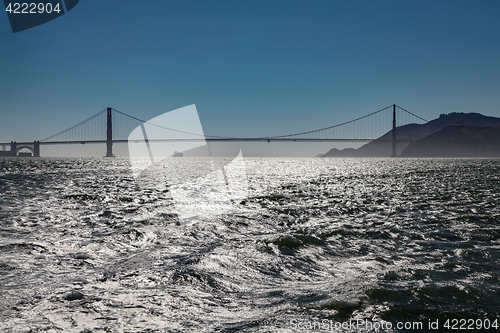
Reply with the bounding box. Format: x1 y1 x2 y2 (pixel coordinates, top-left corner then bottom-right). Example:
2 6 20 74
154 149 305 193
0 157 499 332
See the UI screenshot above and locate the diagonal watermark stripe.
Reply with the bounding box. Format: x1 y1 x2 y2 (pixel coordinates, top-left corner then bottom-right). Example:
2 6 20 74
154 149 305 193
127 105 248 223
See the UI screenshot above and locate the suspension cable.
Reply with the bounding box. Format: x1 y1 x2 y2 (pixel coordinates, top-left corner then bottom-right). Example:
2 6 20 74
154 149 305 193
41 108 107 142
113 105 394 140
40 104 434 142
396 105 443 129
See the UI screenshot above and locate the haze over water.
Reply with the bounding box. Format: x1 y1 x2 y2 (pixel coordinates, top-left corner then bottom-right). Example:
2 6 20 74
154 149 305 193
0 157 499 332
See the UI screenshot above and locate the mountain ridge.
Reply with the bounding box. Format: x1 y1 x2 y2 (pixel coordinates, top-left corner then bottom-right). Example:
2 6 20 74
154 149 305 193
321 112 500 157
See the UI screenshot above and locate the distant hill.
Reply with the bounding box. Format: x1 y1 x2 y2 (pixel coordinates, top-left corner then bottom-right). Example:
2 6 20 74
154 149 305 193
321 112 500 157
401 125 500 157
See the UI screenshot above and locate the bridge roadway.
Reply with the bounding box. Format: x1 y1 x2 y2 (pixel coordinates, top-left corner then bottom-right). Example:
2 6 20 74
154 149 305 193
1 138 414 145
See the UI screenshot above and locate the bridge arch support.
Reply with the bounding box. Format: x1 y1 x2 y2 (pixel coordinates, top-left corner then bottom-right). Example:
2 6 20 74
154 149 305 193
17 145 35 155
14 141 40 157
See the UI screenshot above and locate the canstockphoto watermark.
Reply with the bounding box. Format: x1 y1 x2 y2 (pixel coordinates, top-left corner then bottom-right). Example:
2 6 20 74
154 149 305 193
4 0 80 33
290 319 421 331
289 318 499 331
127 104 248 223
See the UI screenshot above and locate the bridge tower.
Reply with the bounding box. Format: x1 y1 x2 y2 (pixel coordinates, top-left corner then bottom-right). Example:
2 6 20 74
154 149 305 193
391 104 397 157
34 141 40 157
105 107 114 157
10 141 17 157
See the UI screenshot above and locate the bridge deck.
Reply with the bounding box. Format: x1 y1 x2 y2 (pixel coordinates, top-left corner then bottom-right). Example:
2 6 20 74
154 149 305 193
1 138 415 145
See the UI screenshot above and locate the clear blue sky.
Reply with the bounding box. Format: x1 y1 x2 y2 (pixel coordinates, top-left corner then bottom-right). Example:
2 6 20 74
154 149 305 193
1 0 500 156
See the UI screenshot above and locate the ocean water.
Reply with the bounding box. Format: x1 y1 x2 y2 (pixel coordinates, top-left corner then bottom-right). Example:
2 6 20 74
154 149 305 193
0 157 499 332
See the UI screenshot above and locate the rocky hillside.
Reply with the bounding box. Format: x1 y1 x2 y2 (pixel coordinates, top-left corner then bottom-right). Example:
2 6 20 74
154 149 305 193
321 112 500 157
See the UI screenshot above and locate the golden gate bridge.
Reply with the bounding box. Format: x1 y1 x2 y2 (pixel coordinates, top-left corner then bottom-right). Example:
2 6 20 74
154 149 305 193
0 104 433 157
